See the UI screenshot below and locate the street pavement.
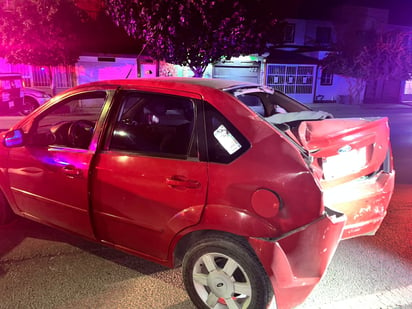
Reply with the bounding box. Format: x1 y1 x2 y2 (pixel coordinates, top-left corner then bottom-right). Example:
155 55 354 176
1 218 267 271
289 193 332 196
296 183 412 309
0 103 411 309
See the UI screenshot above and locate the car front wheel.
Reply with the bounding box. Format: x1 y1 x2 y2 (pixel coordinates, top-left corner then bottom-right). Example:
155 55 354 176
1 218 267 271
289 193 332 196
182 234 274 309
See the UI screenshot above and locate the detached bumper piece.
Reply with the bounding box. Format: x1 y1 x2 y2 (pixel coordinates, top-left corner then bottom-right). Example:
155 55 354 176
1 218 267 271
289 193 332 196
249 208 346 309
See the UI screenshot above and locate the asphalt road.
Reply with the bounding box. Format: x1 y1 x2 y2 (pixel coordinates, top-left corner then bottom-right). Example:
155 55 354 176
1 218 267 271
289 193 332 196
0 104 411 309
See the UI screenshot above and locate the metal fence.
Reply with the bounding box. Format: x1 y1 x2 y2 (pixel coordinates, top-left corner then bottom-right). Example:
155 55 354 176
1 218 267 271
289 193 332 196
10 64 76 89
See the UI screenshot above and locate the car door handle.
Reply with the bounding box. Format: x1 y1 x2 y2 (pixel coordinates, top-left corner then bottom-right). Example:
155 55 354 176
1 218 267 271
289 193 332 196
62 165 81 177
166 176 201 189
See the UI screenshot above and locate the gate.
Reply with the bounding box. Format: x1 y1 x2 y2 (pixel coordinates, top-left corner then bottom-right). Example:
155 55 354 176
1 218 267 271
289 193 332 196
266 64 316 103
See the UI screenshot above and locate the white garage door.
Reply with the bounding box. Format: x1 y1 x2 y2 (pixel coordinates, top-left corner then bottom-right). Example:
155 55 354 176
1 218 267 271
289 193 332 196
213 63 260 84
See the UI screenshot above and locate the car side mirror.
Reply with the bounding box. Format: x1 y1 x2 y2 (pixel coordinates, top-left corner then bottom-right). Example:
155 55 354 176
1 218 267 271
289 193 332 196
3 129 25 147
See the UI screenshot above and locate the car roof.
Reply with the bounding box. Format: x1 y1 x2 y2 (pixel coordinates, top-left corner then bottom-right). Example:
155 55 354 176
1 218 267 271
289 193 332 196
74 77 259 93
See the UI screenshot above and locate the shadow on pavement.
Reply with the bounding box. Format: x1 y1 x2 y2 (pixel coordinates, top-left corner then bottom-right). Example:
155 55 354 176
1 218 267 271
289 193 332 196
0 217 168 276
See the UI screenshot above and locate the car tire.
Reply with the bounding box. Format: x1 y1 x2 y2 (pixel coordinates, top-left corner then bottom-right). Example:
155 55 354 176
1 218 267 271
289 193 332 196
182 233 274 309
0 192 16 225
21 96 39 115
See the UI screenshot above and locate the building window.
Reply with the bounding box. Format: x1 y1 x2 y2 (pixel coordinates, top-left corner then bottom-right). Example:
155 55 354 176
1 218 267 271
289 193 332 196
283 23 295 43
320 69 333 86
316 27 332 44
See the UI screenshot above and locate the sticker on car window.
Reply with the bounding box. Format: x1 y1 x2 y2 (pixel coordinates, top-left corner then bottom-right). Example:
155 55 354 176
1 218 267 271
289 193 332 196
213 124 242 154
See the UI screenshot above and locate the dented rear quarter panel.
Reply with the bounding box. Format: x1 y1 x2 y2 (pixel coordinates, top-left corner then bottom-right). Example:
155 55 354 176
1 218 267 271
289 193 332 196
201 97 325 237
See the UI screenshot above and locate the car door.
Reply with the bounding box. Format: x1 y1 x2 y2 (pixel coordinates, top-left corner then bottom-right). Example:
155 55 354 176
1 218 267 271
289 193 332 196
7 91 108 238
91 91 208 261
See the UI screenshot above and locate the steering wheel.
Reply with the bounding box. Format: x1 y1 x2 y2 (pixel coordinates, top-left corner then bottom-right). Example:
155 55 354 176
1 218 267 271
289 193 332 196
68 120 95 149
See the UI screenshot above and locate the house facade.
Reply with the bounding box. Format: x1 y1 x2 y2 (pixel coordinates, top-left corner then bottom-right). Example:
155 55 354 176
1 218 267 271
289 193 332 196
212 6 412 104
1 1 411 104
262 6 412 104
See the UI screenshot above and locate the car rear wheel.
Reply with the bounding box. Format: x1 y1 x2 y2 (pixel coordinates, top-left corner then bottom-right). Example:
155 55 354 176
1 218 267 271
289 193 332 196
0 192 16 225
182 234 274 309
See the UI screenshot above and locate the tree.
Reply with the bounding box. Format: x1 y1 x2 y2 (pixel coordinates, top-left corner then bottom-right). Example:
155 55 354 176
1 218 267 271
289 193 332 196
0 0 90 94
322 29 412 104
105 0 283 77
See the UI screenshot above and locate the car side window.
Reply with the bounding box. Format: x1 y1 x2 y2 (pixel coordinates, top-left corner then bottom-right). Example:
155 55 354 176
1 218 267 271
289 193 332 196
204 103 250 164
109 92 195 158
28 92 106 149
236 94 266 116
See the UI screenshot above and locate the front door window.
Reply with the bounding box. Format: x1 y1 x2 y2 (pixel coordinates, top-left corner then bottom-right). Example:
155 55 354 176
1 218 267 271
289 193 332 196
29 92 106 149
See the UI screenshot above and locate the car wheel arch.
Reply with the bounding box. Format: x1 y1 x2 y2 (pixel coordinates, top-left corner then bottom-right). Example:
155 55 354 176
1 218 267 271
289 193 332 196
171 204 280 268
173 230 249 267
24 96 39 105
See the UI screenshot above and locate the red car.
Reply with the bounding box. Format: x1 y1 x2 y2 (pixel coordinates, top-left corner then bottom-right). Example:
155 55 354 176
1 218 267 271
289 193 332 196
0 78 394 309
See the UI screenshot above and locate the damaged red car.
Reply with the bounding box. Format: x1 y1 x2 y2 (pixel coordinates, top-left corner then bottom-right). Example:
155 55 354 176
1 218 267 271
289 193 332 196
0 78 394 309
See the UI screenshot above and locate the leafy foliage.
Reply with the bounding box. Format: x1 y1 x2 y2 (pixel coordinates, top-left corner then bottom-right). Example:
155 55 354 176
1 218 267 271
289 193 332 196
0 0 89 66
323 30 412 82
322 28 412 103
358 31 412 81
105 0 283 77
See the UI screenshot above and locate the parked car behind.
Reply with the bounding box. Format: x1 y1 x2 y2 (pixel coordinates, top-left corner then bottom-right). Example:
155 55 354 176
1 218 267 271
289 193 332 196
0 78 395 309
0 72 23 114
21 87 51 115
0 74 51 115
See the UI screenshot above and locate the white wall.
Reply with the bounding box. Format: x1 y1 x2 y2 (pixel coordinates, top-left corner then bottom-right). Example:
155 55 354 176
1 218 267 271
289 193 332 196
76 55 138 85
315 69 364 104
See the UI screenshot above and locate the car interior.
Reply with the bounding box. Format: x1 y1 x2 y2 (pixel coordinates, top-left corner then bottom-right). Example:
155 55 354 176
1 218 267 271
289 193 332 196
110 93 195 157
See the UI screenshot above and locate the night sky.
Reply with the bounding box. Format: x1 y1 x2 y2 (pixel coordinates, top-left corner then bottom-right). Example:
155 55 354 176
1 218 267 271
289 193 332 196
278 0 412 25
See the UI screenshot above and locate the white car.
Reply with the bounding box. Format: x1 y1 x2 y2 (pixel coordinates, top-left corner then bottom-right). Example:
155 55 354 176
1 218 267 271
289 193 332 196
21 87 51 115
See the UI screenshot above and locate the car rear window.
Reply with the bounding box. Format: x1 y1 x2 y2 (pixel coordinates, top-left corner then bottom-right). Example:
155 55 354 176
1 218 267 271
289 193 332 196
204 103 250 164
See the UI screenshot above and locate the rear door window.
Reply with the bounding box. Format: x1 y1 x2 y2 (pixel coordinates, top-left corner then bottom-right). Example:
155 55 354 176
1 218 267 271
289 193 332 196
109 92 196 159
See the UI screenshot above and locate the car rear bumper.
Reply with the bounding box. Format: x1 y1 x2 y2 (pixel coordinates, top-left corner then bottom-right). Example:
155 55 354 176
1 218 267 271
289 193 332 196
323 170 395 240
248 208 346 309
